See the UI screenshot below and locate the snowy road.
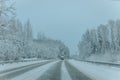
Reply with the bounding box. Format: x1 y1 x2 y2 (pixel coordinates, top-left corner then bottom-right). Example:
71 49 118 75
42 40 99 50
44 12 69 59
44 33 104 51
0 61 52 80
65 61 92 80
0 60 120 80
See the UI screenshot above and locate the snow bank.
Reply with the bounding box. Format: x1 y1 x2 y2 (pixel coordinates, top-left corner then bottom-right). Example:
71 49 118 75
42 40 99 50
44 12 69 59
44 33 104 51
87 53 120 64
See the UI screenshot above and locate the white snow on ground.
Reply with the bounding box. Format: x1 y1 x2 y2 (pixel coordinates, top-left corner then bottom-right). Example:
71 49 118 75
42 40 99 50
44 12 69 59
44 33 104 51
10 61 59 80
69 60 120 80
0 60 48 72
61 61 72 80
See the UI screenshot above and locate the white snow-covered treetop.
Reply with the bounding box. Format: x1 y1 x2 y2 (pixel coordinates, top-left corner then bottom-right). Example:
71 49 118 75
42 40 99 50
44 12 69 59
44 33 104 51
0 0 15 26
0 0 15 17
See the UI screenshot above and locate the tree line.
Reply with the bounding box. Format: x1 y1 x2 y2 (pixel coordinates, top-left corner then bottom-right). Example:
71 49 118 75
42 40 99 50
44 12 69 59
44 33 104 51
0 0 70 61
78 20 120 62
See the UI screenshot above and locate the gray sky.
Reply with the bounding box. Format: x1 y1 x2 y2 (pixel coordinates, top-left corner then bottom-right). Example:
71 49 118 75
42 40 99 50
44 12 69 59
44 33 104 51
14 0 120 54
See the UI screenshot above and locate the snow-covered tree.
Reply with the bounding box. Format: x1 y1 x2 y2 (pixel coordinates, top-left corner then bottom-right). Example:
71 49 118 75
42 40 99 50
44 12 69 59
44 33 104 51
78 30 92 59
0 0 70 61
109 20 116 50
0 0 15 16
78 19 120 62
37 32 46 41
24 20 33 41
116 20 120 50
97 24 109 54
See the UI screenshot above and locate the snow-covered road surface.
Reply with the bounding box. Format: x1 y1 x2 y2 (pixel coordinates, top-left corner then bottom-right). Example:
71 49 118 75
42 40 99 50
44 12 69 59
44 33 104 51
0 59 120 80
0 60 49 72
36 61 62 80
65 60 92 80
0 61 52 80
69 60 120 80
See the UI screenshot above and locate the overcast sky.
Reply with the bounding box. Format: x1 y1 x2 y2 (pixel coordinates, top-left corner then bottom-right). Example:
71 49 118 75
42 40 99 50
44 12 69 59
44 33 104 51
14 0 120 54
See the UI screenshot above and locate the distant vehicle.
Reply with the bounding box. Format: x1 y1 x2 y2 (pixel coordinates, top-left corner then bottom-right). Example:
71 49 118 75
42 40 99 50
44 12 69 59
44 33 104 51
59 55 65 60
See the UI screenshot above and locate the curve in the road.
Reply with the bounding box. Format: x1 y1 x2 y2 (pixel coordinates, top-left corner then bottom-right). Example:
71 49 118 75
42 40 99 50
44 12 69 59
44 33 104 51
65 60 93 80
36 61 62 80
0 61 52 80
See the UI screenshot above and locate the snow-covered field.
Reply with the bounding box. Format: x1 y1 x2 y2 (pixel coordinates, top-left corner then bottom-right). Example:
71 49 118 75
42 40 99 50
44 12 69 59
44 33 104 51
0 59 120 80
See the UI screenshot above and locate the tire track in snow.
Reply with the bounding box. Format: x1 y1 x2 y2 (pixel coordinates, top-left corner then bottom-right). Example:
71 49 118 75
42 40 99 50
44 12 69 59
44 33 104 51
0 60 50 74
11 61 59 80
36 61 62 80
65 60 93 80
61 61 72 80
0 61 52 80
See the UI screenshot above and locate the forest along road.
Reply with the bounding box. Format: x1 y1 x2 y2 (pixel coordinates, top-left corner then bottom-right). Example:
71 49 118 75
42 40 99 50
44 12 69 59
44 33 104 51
0 60 93 80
